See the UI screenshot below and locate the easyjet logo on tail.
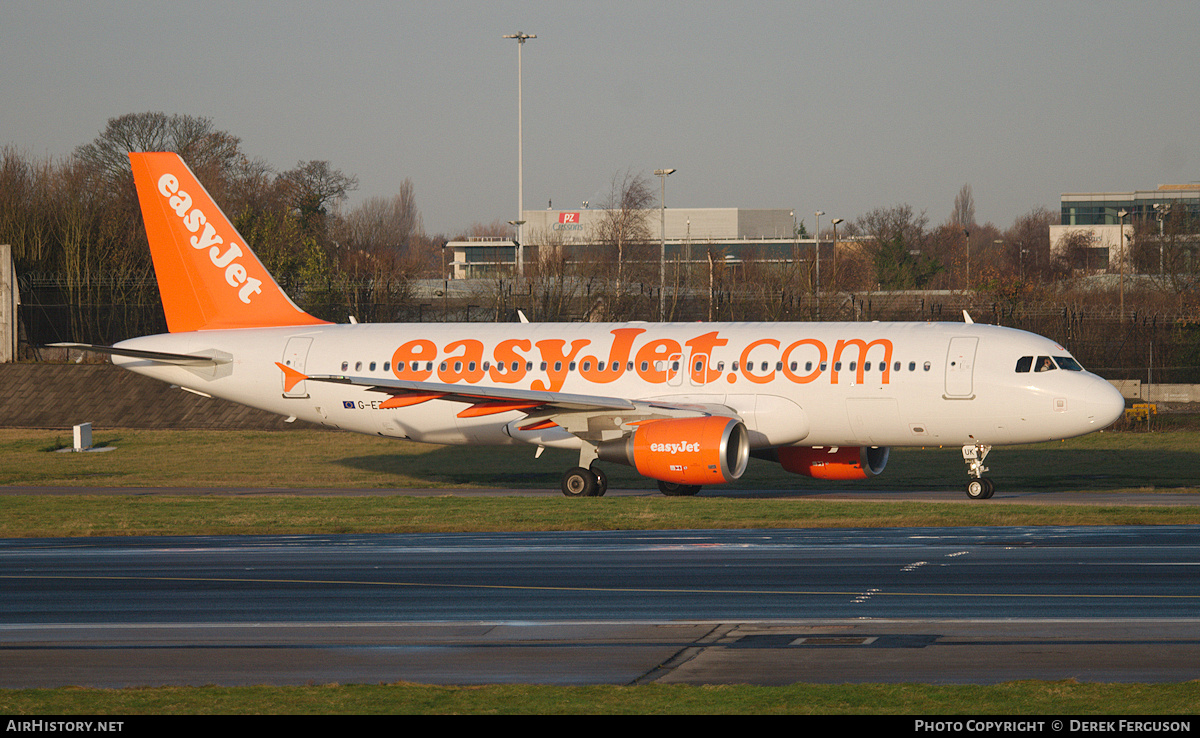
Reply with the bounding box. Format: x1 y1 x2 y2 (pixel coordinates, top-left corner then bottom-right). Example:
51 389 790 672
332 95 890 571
155 173 263 304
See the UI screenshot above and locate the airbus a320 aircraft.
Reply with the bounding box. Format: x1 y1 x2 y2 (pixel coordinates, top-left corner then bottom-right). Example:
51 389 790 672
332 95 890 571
61 152 1127 499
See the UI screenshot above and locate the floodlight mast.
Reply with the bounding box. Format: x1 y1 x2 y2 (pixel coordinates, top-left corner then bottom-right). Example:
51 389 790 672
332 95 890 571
503 32 536 278
655 169 676 321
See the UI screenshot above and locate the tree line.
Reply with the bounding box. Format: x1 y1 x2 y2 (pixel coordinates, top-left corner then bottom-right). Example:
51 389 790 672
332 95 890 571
4 113 1199 381
3 113 441 343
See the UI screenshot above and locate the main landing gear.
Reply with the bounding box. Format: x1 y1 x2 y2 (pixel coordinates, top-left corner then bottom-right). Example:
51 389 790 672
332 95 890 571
657 480 701 496
560 466 608 497
962 443 995 499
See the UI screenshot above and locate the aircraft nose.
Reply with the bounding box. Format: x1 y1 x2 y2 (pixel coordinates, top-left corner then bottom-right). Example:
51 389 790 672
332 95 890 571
1086 379 1126 428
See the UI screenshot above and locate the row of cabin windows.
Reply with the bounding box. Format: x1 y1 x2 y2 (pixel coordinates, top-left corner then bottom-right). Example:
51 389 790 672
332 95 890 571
1014 355 1084 373
341 358 937 375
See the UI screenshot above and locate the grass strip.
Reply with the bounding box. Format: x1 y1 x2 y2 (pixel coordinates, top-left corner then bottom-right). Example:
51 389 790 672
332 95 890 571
3 495 1200 538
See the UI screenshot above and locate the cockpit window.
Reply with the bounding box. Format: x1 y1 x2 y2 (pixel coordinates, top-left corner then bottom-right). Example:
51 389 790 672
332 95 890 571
1015 356 1033 373
1055 356 1083 371
1035 356 1056 372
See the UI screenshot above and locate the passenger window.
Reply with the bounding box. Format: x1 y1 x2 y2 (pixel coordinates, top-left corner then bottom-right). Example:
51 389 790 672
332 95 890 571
1036 356 1056 372
1015 356 1033 373
369 362 376 372
908 362 916 371
341 361 348 372
923 362 931 371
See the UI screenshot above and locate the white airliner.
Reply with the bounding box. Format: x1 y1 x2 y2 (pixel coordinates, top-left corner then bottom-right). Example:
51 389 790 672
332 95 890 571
61 152 1127 499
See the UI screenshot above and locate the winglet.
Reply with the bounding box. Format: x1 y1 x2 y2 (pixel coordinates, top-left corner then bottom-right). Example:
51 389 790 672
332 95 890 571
275 362 309 394
129 152 330 333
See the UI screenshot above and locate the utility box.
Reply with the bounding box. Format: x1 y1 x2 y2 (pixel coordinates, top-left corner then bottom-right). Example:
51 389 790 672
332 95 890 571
74 422 93 451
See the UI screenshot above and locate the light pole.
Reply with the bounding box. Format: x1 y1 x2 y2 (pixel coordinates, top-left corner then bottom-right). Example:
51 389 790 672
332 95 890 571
963 228 971 289
1154 202 1171 273
655 168 675 321
508 220 525 275
814 211 824 317
1118 209 1128 323
830 218 843 293
503 31 535 278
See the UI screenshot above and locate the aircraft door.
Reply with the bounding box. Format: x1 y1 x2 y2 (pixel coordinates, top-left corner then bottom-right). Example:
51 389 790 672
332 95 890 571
944 336 978 398
281 337 313 398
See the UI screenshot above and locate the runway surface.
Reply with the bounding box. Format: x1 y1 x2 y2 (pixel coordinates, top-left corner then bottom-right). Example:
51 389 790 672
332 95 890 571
3 526 1199 687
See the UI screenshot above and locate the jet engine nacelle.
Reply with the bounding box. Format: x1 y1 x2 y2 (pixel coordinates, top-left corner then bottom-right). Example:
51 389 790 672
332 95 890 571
598 416 750 486
775 445 889 480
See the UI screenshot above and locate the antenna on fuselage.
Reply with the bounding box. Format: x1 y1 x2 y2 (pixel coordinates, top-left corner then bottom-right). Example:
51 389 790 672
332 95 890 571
962 310 974 324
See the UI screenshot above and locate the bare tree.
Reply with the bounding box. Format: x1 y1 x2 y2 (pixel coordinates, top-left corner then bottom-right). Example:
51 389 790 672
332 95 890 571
1002 207 1056 283
950 183 976 228
74 112 242 192
593 169 654 303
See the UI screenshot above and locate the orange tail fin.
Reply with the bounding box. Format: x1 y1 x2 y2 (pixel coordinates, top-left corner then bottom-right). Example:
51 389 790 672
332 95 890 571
129 152 329 333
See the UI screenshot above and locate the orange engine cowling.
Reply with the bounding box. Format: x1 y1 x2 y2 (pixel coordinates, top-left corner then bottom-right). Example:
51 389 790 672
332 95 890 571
776 446 889 480
598 416 750 486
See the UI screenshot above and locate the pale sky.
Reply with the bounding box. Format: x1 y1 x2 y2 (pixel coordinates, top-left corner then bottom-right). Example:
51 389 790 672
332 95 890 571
4 1 1198 236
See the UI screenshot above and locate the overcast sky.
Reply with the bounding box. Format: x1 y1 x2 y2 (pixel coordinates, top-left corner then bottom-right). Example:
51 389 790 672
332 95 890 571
4 1 1198 236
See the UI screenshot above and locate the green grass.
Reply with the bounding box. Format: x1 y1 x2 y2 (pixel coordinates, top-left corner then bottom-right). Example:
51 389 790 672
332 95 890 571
2 427 1198 493
0 428 1199 536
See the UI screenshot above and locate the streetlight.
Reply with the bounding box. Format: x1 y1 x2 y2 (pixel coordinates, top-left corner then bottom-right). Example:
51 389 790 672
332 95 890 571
508 220 525 275
963 228 971 289
830 218 843 292
503 31 535 278
655 168 676 321
814 211 824 317
1118 209 1128 322
1154 203 1171 273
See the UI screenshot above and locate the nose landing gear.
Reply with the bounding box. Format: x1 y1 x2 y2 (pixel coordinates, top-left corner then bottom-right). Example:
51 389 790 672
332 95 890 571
962 443 994 499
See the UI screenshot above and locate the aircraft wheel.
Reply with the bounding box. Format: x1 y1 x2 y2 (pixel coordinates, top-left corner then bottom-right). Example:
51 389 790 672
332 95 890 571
591 467 608 497
658 480 702 497
561 467 598 497
965 478 994 500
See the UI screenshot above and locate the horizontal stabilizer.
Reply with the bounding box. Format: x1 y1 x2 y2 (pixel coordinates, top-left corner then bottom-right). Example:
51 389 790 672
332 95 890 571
51 343 232 367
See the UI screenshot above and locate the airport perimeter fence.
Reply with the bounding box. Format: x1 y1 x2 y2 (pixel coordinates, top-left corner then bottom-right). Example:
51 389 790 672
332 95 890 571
13 274 1200 384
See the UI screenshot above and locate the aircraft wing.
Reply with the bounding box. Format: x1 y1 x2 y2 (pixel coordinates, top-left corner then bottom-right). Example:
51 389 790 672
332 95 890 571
289 366 741 439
